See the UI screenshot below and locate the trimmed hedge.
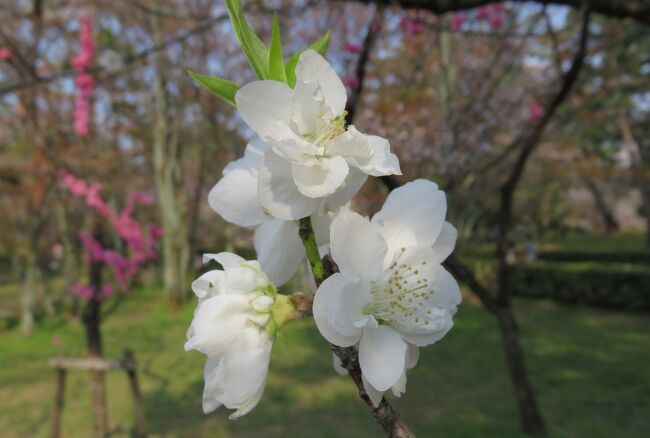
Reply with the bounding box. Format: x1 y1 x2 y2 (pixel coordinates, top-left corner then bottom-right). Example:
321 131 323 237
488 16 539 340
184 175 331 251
511 263 650 312
537 251 650 265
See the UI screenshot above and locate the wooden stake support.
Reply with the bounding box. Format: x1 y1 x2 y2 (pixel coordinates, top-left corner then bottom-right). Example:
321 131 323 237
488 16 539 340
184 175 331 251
50 349 147 438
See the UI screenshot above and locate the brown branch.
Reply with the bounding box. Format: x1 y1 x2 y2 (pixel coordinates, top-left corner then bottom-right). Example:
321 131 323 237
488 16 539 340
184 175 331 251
334 0 650 26
495 9 590 301
501 9 591 200
345 5 385 124
333 345 414 437
443 255 500 315
0 15 228 97
343 5 402 190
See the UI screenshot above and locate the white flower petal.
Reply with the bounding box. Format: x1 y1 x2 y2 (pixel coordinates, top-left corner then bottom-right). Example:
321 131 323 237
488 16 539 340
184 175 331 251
327 127 400 177
291 156 349 198
405 344 420 370
372 179 447 263
271 137 322 164
184 295 250 355
295 49 347 116
330 207 387 280
358 325 407 391
208 148 266 228
258 149 320 220
313 273 368 347
432 222 457 263
326 126 373 161
292 78 325 135
202 356 223 413
391 372 407 397
235 80 296 143
311 207 333 247
362 135 402 176
203 252 246 269
362 375 384 408
203 328 272 419
398 309 453 347
427 265 462 309
191 270 225 299
254 219 304 286
323 167 367 210
224 263 267 294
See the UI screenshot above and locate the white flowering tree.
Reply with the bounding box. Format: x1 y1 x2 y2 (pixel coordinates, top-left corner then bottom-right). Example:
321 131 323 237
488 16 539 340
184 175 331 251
184 1 462 436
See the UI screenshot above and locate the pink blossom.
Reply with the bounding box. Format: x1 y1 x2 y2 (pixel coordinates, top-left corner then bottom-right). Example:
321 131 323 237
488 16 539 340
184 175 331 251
343 42 362 55
528 99 544 122
399 16 424 36
60 171 163 299
70 284 94 299
60 171 88 196
451 14 465 31
342 75 360 89
0 47 10 61
476 4 505 31
73 15 95 136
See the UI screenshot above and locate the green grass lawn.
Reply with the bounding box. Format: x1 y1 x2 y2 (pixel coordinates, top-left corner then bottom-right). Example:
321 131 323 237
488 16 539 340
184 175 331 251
0 286 649 437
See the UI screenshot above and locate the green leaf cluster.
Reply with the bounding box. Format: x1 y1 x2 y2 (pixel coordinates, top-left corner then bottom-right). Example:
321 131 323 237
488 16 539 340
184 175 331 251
187 0 331 106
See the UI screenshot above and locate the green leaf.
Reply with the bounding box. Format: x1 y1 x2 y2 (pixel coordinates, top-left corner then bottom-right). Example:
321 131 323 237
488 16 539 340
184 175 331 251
225 0 269 79
187 70 239 107
285 30 331 87
268 13 286 82
309 30 332 56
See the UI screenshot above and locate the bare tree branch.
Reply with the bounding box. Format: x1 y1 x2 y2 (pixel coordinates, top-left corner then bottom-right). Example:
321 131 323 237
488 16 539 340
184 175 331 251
333 0 650 26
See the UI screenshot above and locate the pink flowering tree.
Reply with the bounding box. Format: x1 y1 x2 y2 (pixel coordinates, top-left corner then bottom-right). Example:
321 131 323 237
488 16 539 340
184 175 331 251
59 170 161 352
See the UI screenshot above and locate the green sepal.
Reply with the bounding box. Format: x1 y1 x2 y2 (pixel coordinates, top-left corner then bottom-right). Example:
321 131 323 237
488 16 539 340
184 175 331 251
187 70 239 107
285 31 331 87
225 0 270 79
268 13 287 82
266 294 295 337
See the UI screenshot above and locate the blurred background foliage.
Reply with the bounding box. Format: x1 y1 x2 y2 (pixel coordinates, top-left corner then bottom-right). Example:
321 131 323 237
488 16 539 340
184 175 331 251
0 0 649 437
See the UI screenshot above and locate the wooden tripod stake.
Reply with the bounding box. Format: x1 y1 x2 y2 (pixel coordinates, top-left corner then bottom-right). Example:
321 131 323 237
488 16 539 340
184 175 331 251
50 350 147 438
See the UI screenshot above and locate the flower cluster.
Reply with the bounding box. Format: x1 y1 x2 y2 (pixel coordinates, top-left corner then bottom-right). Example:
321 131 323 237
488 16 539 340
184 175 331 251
188 4 460 419
314 181 460 403
72 15 96 136
476 3 505 30
450 3 506 33
60 171 161 297
0 47 11 61
185 253 295 418
399 16 425 36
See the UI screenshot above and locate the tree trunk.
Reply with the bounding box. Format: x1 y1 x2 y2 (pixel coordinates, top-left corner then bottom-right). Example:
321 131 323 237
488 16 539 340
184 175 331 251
83 257 108 438
151 12 190 306
642 181 650 251
496 306 546 436
56 202 79 314
20 251 37 335
582 175 619 233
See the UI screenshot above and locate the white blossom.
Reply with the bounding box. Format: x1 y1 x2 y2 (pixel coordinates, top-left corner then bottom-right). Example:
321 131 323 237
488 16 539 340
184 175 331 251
313 180 461 395
185 252 294 419
208 139 331 286
234 49 401 220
